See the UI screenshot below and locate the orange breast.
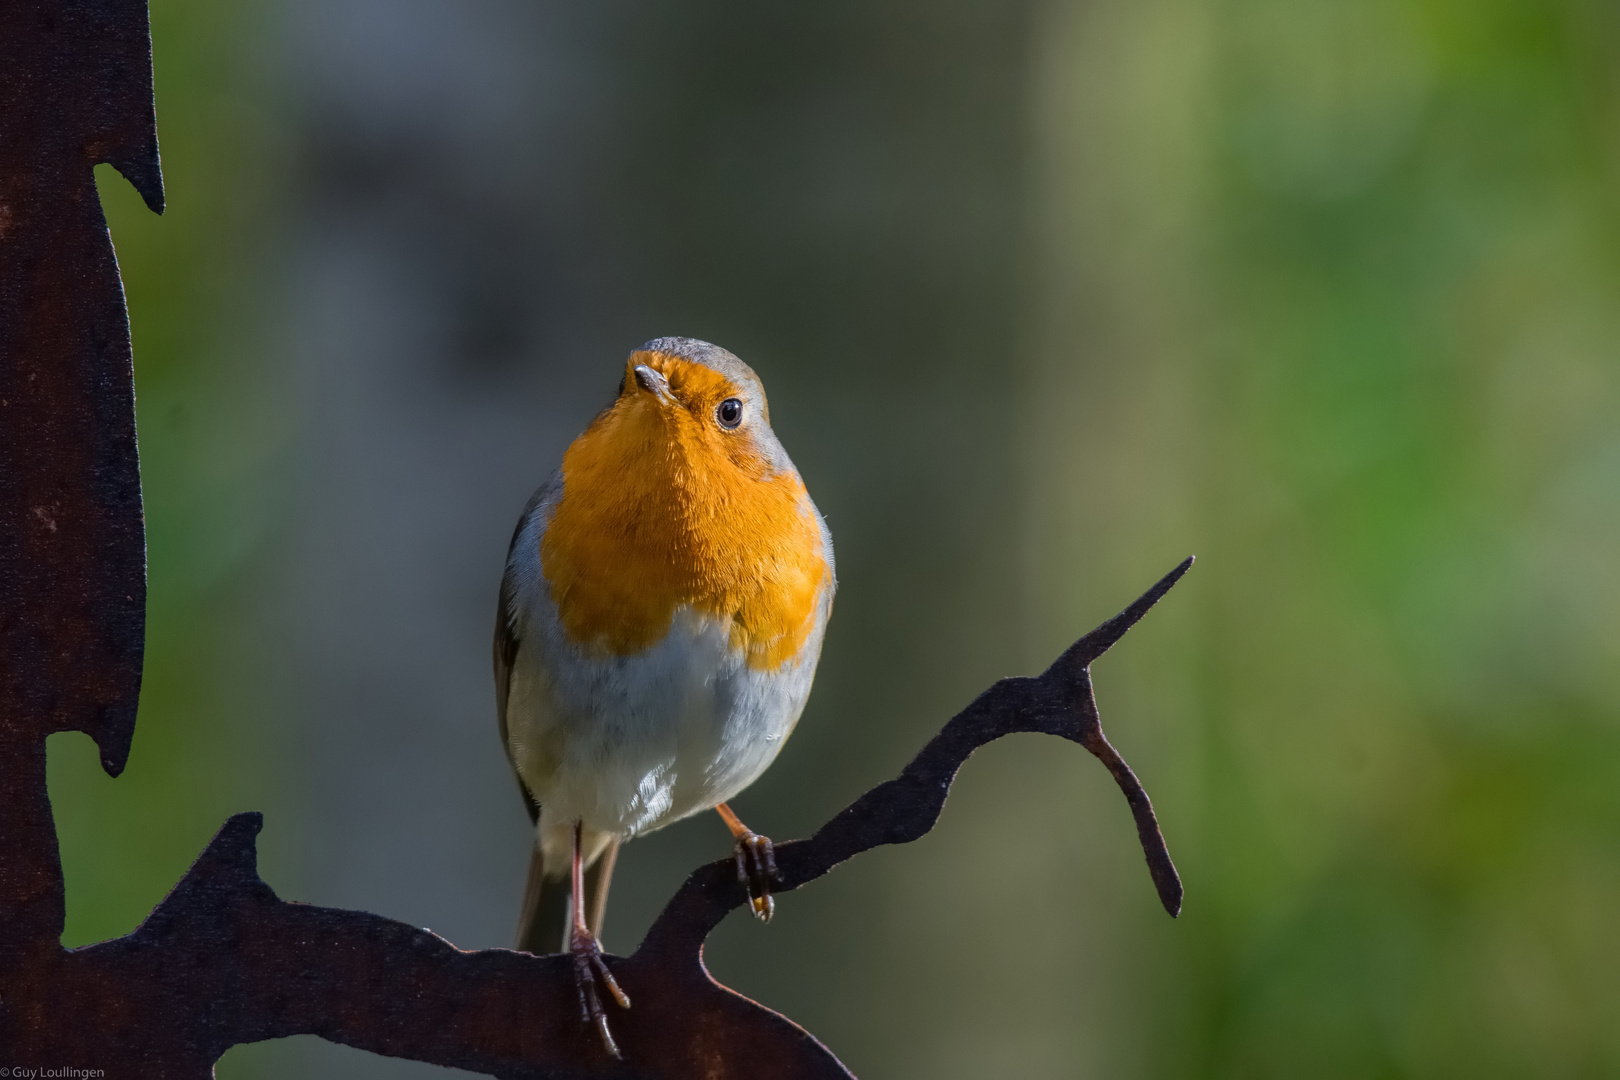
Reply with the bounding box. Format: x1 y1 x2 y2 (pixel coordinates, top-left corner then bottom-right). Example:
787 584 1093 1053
539 355 829 671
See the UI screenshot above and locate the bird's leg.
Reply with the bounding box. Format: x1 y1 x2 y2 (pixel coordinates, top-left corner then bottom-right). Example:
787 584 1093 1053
716 802 780 922
569 820 630 1057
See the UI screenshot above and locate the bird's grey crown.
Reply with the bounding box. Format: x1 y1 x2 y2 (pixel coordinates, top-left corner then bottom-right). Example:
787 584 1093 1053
636 336 765 407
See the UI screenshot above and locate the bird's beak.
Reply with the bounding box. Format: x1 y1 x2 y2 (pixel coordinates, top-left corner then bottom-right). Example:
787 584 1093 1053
633 364 678 405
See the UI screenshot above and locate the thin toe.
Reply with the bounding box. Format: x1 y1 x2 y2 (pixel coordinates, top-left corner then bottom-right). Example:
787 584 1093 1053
570 931 629 1058
734 832 779 921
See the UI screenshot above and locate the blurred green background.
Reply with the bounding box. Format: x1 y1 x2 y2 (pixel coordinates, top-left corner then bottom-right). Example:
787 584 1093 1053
49 0 1620 1076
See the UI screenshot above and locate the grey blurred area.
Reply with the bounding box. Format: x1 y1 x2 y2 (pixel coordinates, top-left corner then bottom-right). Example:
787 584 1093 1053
230 2 1041 1075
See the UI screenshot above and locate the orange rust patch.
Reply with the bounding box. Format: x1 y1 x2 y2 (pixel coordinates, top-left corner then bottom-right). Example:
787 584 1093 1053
540 351 828 670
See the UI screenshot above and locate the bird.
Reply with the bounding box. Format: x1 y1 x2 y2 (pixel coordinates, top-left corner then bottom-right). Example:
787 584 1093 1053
493 336 834 1057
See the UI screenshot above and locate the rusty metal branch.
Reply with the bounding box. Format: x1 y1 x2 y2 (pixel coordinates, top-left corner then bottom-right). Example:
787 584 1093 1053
639 558 1190 962
13 563 1186 1078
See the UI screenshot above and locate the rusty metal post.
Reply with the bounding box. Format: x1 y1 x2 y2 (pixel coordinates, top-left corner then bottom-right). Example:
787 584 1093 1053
1 0 161 1006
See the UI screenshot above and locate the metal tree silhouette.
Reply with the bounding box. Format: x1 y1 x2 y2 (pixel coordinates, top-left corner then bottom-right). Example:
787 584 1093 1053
0 3 1186 1074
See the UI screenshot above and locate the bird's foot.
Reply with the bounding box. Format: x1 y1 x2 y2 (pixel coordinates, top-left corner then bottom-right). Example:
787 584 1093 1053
570 926 631 1058
733 830 781 921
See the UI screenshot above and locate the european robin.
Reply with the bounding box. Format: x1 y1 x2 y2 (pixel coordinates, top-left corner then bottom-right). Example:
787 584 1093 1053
493 337 835 1056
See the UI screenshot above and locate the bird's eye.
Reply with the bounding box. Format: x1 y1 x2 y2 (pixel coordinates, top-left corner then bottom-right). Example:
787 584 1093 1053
716 398 743 429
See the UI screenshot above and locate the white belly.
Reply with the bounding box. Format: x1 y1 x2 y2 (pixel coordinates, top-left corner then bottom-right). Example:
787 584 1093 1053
504 582 827 872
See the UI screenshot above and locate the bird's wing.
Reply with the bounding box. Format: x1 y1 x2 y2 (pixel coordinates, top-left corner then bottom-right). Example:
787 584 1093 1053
493 591 538 826
494 472 563 827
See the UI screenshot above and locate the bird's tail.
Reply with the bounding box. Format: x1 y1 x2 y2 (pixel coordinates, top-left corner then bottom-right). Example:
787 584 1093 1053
516 837 620 954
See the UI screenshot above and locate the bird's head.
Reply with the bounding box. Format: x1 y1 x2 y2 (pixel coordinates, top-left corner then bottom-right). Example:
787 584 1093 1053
604 337 789 482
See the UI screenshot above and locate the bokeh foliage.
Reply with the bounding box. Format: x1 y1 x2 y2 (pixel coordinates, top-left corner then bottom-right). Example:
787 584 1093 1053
50 0 286 949
1024 0 1620 1075
46 0 1620 1077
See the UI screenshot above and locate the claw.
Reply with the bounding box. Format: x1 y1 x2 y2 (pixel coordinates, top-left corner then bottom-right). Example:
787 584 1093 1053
733 831 781 922
570 927 630 1058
